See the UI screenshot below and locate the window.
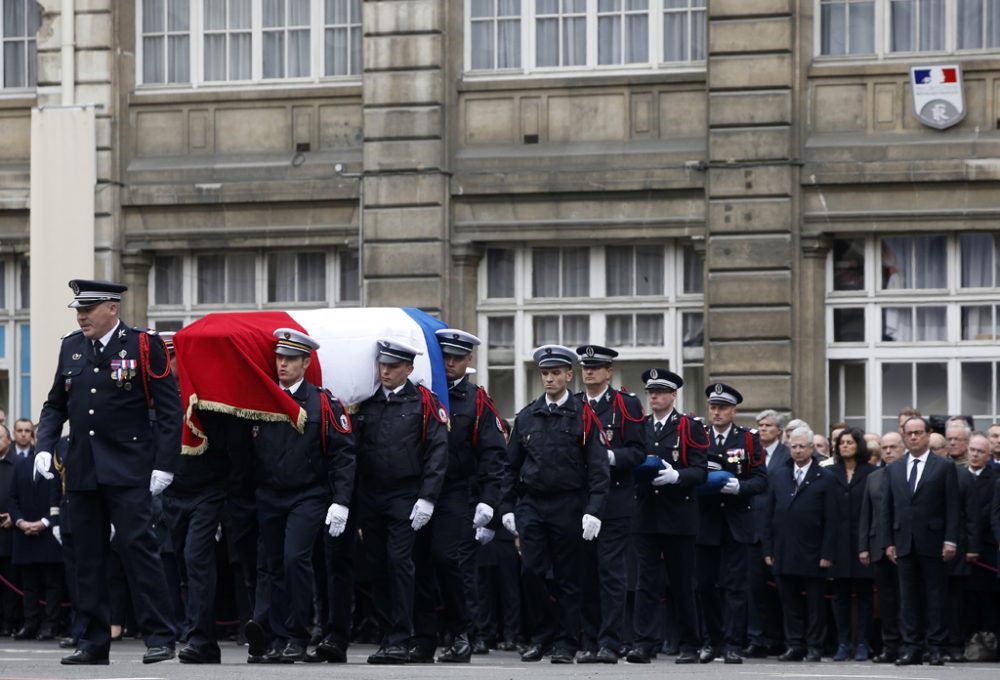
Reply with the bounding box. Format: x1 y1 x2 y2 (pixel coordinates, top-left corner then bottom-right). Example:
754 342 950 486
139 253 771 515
0 256 31 420
1 0 41 89
881 235 946 289
465 0 706 75
478 242 704 417
154 254 184 305
137 0 362 87
819 0 1000 56
267 251 326 302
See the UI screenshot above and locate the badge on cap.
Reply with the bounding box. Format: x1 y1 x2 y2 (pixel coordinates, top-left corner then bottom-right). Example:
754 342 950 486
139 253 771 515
715 383 724 394
586 346 595 357
650 369 658 379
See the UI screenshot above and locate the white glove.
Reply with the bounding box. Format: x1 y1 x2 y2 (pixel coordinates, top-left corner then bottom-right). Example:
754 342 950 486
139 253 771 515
651 463 680 486
472 502 494 529
215 523 223 542
607 449 616 466
475 526 495 545
52 526 62 545
34 452 54 481
720 478 741 495
502 512 517 536
109 524 116 541
149 470 174 496
582 514 602 541
325 503 350 538
409 498 434 531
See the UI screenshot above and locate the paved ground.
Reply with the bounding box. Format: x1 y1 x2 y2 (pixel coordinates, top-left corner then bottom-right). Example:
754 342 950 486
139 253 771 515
1 641 997 680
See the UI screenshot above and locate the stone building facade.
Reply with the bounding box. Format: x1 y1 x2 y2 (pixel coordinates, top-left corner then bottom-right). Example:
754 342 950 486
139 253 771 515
1 0 998 433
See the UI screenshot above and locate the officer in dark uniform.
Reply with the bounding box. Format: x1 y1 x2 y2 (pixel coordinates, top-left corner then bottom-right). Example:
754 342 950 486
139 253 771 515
695 383 767 664
574 345 645 664
408 329 506 663
354 339 449 665
242 328 356 664
626 369 708 664
34 279 182 666
500 344 611 664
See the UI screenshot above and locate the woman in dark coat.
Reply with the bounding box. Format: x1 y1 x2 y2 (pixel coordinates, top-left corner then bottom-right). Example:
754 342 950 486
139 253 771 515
828 428 876 661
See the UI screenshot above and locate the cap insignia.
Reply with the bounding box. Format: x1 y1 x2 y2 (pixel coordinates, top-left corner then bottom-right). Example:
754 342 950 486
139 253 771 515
714 383 724 394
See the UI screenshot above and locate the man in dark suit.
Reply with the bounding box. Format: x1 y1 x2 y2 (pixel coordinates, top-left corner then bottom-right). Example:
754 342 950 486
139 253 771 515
963 432 998 647
745 409 790 658
695 384 768 664
0 425 22 635
626 369 707 664
34 279 182 666
764 425 838 662
859 431 904 662
880 416 960 666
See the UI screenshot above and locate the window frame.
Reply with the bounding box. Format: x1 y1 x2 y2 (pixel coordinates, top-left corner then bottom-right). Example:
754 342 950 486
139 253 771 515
0 0 41 91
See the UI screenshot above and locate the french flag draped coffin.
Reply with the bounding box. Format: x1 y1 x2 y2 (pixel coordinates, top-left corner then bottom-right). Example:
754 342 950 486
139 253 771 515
173 307 449 454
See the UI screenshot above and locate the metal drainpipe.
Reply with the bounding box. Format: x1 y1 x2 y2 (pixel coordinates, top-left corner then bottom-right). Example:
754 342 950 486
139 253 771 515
61 0 75 105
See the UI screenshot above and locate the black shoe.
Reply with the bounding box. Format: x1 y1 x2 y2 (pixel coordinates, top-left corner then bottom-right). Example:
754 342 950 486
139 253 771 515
724 650 744 664
626 648 651 664
743 644 769 658
550 648 574 664
873 650 898 663
59 637 78 649
596 647 619 663
243 619 270 657
472 639 490 654
806 648 822 663
438 634 471 663
143 645 176 664
247 648 281 664
496 639 515 652
280 641 307 663
663 643 679 655
310 640 347 663
778 648 806 661
178 644 221 664
895 652 923 666
576 650 599 663
699 646 717 663
521 644 546 662
13 626 38 640
61 648 110 665
408 645 435 663
676 651 699 664
946 648 964 663
368 645 410 665
928 651 944 666
36 628 55 641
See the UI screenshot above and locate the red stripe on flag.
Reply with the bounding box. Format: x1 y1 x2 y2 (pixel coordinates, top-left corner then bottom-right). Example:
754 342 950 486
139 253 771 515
942 68 957 83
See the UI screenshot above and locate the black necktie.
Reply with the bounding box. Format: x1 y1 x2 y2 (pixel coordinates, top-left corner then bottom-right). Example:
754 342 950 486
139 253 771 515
93 339 103 358
284 389 292 396
654 421 663 435
716 434 724 448
590 399 599 410
908 458 920 494
548 403 557 414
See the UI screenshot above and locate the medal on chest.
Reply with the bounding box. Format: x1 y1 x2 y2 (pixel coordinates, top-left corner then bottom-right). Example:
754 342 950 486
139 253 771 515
727 448 745 476
110 358 138 389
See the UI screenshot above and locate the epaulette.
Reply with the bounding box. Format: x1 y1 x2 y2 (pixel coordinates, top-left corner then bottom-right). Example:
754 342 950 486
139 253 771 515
61 329 83 340
133 327 157 335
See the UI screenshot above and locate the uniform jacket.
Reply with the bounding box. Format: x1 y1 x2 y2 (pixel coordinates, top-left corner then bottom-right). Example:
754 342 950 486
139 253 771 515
948 466 978 577
35 322 182 491
632 409 708 535
9 454 62 565
828 461 876 579
0 449 16 557
501 394 610 518
354 380 448 503
165 410 234 496
858 467 890 562
763 457 838 578
445 377 506 509
991 477 1000 557
968 466 997 559
577 388 646 520
252 379 356 503
880 451 960 558
753 442 791 543
697 424 768 545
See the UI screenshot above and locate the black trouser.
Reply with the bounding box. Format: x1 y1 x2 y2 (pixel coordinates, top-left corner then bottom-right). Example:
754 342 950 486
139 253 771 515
0 555 21 631
361 493 419 648
69 486 176 655
320 511 356 649
874 557 900 653
776 574 827 651
412 487 476 650
224 495 258 623
945 575 967 650
696 525 749 653
747 541 782 648
633 533 699 655
475 538 521 644
20 562 63 633
163 486 225 652
580 515 630 652
59 510 85 641
516 492 584 653
832 578 874 648
255 485 326 648
897 553 948 653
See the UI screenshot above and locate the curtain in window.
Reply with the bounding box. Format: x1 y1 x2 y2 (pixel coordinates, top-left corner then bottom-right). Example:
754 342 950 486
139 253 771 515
598 9 622 65
960 233 993 287
142 0 165 82
487 249 515 298
289 0 310 77
562 315 590 346
606 246 633 296
961 305 993 340
636 247 663 295
562 247 589 297
204 0 227 80
850 1 875 52
662 7 688 61
533 315 559 345
915 306 946 340
891 0 945 51
958 0 983 48
230 0 252 79
914 235 946 288
532 248 560 297
269 252 295 302
607 314 633 346
881 237 912 289
821 1 847 54
960 362 991 414
263 0 285 78
168 0 190 81
890 0 914 50
536 16 559 66
471 8 496 70
636 313 663 346
915 362 948 414
881 363 913 416
228 252 256 303
197 255 225 304
882 307 912 341
990 0 1000 46
498 1 521 67
339 250 360 302
297 253 326 301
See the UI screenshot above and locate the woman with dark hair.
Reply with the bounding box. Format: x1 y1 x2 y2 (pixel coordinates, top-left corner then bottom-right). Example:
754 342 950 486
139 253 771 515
828 428 876 661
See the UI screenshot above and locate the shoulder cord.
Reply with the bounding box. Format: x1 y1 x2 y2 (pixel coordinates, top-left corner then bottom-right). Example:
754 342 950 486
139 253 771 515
320 389 352 457
473 387 509 446
418 385 450 444
610 389 645 439
139 333 172 410
581 402 609 448
745 430 765 477
677 415 709 467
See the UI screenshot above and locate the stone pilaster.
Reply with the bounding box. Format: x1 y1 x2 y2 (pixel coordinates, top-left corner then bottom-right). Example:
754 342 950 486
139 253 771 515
120 251 152 327
796 235 831 429
449 244 482 334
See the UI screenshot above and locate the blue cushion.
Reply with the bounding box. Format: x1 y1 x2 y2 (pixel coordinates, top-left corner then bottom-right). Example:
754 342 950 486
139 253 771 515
696 470 735 496
633 455 666 487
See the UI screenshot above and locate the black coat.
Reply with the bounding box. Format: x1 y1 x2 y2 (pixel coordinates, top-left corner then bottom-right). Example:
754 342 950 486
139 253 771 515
880 452 960 558
763 458 838 578
828 462 875 579
35 322 182 491
9 454 62 565
632 409 707 536
445 377 506 508
697 424 768 546
501 395 610 518
752 442 791 543
577 388 646 520
948 467 978 577
0 450 16 557
354 380 449 503
858 467 889 562
967 466 997 589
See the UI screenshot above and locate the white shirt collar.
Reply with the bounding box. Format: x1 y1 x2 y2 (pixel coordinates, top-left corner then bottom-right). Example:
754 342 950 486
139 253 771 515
654 408 675 426
282 377 305 395
96 321 120 350
546 391 570 408
765 440 779 456
909 449 930 463
712 425 732 442
382 383 406 398
794 458 813 477
585 387 610 403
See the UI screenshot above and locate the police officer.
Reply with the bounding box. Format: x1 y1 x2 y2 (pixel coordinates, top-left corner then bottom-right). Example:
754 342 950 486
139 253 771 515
695 383 767 664
407 329 506 663
243 329 356 663
355 339 449 665
500 345 610 664
34 279 181 665
626 369 708 664
574 345 645 664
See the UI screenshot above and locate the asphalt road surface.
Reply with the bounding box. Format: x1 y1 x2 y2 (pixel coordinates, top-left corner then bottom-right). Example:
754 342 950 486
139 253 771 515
1 641 997 680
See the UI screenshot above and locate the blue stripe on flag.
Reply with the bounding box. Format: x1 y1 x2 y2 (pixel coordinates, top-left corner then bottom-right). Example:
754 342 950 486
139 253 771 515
402 307 450 413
